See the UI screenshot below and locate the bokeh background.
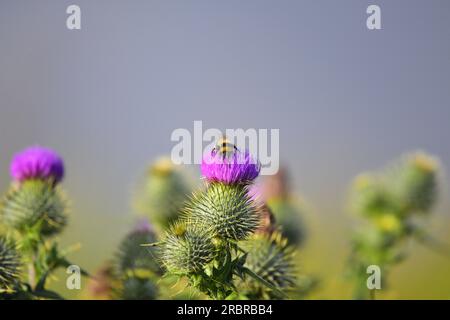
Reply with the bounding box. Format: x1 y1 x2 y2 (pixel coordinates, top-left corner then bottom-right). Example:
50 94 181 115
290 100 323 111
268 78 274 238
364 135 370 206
1 0 449 299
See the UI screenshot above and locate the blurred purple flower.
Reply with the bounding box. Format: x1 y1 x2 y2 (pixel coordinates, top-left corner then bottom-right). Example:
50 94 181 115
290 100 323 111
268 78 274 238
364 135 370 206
201 149 260 184
10 146 64 184
131 219 155 234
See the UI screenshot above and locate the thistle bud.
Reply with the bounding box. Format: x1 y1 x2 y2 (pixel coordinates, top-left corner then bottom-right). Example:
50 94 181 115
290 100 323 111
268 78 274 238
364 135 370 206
115 220 161 276
160 224 217 275
185 183 260 241
389 152 439 213
1 179 67 236
350 173 397 217
243 232 296 297
119 275 158 300
134 157 191 229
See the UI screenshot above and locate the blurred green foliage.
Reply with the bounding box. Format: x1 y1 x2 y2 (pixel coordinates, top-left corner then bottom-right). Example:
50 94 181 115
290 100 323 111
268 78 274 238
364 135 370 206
0 178 85 300
347 152 443 299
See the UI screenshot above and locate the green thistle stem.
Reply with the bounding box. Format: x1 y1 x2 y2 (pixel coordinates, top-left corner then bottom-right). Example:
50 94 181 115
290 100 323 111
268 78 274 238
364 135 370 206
22 229 42 290
28 260 36 289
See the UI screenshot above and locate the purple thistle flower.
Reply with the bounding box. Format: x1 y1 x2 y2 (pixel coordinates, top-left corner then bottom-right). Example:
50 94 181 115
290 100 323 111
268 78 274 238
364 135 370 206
201 148 260 184
10 146 64 184
131 219 155 234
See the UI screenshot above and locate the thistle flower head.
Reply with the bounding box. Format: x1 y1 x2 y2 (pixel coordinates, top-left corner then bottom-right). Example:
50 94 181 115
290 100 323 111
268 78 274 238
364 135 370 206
350 173 397 217
0 237 21 293
201 140 260 185
388 152 439 213
185 183 261 241
120 276 158 300
160 223 217 275
115 220 160 275
134 157 191 229
10 146 64 185
1 179 67 236
150 157 176 177
243 232 296 297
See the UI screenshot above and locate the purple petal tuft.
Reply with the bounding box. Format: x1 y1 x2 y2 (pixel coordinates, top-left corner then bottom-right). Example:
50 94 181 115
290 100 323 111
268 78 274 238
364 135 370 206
201 150 260 184
10 146 65 184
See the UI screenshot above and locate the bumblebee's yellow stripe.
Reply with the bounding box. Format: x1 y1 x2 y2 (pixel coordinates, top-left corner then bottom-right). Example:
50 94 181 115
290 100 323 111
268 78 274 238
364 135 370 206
216 138 238 155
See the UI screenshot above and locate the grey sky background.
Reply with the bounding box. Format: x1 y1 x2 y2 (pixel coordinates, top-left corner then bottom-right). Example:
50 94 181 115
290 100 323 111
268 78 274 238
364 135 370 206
1 1 450 292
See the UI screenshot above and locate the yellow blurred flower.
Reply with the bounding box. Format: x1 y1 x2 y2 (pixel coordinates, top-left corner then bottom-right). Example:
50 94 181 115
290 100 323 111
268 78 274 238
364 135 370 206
411 152 438 173
374 214 401 233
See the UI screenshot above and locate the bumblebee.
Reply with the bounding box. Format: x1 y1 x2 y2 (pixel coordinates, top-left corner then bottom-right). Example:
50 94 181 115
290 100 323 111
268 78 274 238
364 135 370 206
212 137 239 158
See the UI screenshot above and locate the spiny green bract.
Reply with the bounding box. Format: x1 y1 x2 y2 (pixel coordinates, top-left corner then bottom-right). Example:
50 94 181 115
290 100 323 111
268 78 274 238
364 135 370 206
161 223 217 275
134 158 191 229
0 237 21 293
388 152 438 214
185 183 260 241
115 228 161 276
1 179 67 236
242 232 296 298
